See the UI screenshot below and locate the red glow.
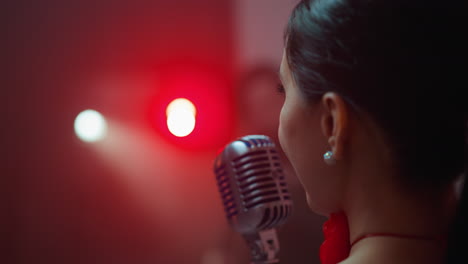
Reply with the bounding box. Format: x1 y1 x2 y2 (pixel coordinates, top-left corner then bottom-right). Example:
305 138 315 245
148 63 234 151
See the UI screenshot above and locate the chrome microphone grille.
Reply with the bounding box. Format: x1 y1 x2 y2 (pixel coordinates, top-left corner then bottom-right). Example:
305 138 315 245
214 135 293 234
214 163 238 218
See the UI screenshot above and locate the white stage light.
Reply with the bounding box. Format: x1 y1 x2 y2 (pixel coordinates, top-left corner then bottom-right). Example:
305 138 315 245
74 109 108 142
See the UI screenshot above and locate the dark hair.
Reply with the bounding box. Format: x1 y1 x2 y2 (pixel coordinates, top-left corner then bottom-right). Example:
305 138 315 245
285 0 467 262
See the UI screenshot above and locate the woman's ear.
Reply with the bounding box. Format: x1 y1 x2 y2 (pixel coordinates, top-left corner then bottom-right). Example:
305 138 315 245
320 92 349 160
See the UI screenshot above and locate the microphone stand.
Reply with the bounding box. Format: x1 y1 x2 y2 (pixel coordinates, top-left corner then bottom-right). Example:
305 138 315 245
244 228 280 264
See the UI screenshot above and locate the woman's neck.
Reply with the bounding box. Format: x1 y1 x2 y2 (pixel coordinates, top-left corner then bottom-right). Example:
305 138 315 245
335 121 458 263
342 235 446 264
341 173 456 264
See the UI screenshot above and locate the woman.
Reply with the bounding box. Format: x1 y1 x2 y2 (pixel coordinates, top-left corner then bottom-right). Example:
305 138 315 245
276 0 467 263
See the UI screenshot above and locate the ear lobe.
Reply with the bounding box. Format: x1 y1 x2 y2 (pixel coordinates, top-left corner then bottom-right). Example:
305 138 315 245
320 92 348 161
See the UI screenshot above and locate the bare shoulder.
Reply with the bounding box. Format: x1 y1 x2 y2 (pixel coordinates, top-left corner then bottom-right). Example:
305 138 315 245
340 255 442 264
339 239 445 264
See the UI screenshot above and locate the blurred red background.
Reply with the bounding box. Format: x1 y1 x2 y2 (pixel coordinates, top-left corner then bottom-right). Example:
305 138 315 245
5 0 325 263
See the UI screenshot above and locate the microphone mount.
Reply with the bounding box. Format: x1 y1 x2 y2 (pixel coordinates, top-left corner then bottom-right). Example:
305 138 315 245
244 228 280 264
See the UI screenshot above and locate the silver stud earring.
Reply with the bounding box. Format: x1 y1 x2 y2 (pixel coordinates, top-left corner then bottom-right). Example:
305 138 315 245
323 151 336 165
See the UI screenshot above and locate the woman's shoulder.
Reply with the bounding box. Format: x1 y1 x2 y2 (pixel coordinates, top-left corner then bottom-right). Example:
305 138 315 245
339 237 445 264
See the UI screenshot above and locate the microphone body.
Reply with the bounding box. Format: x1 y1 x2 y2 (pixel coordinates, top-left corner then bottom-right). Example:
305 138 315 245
214 135 293 264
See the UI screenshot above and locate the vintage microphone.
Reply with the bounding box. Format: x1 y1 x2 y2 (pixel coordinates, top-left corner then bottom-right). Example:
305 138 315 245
213 135 293 264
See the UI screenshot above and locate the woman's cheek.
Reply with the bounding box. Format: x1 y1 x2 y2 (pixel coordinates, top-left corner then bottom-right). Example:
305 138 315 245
278 102 300 175
278 104 290 158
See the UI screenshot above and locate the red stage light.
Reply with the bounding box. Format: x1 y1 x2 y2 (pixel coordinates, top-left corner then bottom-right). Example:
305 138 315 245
166 98 196 137
148 64 234 151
